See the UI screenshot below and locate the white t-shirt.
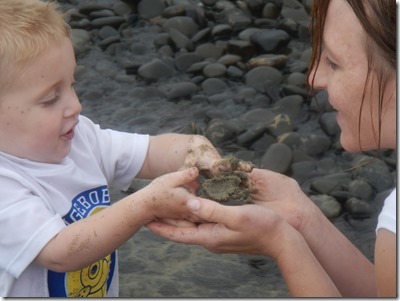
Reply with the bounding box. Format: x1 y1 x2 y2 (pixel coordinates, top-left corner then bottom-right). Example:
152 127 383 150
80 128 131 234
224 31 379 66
376 189 396 234
0 115 149 297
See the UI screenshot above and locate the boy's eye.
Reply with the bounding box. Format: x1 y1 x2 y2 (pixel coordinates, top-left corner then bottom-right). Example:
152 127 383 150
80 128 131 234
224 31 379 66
42 95 59 107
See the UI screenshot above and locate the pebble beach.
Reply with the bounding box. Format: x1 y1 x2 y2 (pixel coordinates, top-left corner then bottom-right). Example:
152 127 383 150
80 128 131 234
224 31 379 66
57 0 396 297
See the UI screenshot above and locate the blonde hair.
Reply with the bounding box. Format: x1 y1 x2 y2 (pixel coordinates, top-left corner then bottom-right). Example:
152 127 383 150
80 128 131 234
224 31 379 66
0 0 70 90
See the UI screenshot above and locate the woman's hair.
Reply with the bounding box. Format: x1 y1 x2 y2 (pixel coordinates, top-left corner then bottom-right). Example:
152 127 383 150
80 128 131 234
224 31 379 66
0 0 70 90
307 0 396 151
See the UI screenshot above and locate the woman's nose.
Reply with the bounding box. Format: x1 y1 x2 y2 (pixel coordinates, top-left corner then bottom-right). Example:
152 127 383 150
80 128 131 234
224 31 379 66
308 64 328 90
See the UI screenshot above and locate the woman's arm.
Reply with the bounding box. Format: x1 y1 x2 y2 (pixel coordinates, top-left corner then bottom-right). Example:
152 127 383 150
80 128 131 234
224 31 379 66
147 198 341 296
249 168 377 297
375 229 396 297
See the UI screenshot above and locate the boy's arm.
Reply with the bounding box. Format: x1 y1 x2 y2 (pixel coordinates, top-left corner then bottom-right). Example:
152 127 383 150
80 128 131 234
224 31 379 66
137 134 221 179
33 167 198 272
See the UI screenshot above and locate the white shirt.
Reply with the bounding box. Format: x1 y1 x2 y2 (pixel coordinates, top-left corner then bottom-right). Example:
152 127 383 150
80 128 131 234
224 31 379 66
376 188 396 234
0 115 149 297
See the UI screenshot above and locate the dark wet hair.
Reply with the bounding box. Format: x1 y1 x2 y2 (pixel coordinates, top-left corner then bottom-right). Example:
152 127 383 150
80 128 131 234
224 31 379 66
307 0 396 151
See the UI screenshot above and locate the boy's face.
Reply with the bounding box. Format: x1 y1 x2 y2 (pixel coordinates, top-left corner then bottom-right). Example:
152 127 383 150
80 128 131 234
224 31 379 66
0 37 82 163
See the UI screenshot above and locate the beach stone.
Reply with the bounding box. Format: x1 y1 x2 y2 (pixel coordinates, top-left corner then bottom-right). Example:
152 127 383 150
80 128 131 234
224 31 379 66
272 95 305 123
300 134 331 155
138 59 175 80
191 27 211 44
137 0 165 20
162 4 186 18
348 179 373 201
175 53 203 71
319 112 340 136
310 195 342 219
203 63 227 78
222 8 252 31
98 25 119 39
201 78 229 95
238 28 262 41
90 9 115 18
247 54 288 69
345 197 376 218
91 16 126 28
211 24 233 38
244 66 283 93
352 156 394 192
310 172 352 195
286 72 307 87
241 108 276 125
78 3 109 14
204 119 238 145
250 29 290 53
291 160 317 184
166 82 198 100
226 65 245 78
195 43 224 59
280 2 309 23
267 114 292 138
260 143 292 173
217 54 242 65
169 27 194 50
163 16 199 38
263 2 280 19
70 28 92 56
187 61 211 74
236 124 268 146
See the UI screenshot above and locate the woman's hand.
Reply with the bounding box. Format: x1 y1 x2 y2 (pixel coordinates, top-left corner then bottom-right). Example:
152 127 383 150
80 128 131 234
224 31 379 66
249 168 318 233
146 197 292 259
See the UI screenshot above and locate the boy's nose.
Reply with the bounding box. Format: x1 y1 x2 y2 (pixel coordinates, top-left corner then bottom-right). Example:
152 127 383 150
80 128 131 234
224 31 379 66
65 90 82 117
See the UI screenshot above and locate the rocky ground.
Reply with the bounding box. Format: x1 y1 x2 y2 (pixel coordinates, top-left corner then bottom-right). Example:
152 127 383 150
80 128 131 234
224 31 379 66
57 0 396 297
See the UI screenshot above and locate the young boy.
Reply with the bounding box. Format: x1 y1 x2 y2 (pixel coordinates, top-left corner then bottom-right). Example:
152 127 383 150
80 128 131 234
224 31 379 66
0 0 224 297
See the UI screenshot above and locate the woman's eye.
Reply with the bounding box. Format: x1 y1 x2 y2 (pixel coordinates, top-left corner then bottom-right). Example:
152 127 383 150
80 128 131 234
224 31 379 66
324 56 338 70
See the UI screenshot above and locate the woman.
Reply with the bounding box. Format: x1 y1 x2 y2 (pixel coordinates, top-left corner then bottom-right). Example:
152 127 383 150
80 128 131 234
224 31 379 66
147 0 396 297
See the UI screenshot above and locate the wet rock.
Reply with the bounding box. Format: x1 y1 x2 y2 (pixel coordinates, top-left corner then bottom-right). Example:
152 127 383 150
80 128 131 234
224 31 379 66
138 59 175 80
345 197 376 218
166 82 198 100
310 194 342 219
245 66 283 93
310 173 352 195
319 112 340 136
163 16 199 38
260 142 292 173
203 63 227 78
138 0 165 20
250 29 290 53
348 179 373 201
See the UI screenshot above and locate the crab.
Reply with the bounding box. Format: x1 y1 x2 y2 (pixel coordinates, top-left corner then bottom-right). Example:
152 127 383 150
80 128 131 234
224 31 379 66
196 157 258 205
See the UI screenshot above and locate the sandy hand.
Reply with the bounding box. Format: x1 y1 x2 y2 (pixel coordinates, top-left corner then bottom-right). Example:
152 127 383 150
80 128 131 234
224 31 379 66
199 156 255 178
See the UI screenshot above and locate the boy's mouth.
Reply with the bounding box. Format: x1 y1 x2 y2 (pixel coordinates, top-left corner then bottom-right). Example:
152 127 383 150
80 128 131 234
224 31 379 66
62 128 74 140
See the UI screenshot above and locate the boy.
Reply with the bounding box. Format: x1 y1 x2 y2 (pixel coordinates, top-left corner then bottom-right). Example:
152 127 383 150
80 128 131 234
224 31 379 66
0 0 224 296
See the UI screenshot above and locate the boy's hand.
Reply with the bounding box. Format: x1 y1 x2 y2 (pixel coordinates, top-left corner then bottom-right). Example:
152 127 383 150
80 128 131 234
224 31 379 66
140 167 202 224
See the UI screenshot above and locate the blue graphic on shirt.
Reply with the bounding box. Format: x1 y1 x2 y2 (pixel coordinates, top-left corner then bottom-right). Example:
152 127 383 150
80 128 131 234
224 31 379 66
48 186 116 297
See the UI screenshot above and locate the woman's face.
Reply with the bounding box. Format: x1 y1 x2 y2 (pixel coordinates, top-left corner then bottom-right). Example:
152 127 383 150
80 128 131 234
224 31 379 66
309 0 396 152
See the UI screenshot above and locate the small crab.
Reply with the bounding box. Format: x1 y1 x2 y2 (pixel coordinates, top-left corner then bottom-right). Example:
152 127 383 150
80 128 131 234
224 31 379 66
196 157 258 205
